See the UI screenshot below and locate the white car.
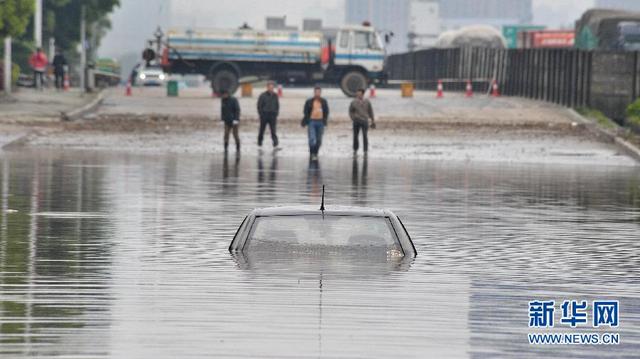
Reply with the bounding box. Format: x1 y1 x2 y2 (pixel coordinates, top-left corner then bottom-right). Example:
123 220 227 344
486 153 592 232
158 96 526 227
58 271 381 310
136 65 167 86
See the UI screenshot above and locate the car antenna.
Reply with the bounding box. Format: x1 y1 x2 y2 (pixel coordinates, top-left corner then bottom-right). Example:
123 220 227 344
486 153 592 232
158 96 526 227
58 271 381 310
320 185 325 212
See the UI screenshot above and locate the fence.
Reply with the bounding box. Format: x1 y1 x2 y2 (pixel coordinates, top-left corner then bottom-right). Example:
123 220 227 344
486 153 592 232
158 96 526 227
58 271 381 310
386 47 640 121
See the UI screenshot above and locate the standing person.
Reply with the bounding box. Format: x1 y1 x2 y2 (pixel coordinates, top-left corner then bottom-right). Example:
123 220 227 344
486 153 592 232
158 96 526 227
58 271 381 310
257 82 280 151
52 49 67 91
349 88 376 156
302 86 329 160
29 48 48 90
220 90 241 153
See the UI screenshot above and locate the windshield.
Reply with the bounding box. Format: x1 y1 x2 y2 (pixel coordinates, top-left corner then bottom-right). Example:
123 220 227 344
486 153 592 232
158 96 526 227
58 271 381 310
354 31 382 50
246 215 401 252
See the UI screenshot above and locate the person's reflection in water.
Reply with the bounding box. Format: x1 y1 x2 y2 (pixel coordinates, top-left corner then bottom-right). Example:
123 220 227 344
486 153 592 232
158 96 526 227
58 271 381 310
307 158 323 198
257 154 278 184
222 152 240 180
351 156 368 205
256 154 278 202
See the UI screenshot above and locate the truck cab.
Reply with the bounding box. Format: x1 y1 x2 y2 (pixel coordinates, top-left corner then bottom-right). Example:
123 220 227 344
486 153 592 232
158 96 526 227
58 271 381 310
332 25 386 96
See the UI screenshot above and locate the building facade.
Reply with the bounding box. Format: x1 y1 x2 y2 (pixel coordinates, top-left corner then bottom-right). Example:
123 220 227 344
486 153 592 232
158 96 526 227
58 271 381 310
439 0 533 31
345 0 439 53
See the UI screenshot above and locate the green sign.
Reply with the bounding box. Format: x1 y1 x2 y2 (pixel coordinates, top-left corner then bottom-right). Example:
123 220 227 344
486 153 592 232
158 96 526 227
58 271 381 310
502 25 546 48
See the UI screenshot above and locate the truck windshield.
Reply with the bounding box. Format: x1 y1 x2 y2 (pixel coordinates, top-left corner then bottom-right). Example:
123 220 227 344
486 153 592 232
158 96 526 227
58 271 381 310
354 31 382 50
246 215 401 252
619 22 640 49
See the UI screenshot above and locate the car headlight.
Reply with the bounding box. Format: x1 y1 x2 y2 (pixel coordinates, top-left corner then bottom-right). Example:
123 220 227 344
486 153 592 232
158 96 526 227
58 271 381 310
139 73 146 80
159 74 166 80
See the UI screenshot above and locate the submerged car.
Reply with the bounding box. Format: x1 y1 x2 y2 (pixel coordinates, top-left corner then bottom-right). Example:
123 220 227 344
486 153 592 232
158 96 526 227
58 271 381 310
228 206 417 257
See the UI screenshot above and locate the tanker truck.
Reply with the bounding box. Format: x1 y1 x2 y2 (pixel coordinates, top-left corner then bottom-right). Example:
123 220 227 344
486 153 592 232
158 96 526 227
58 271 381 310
159 23 386 97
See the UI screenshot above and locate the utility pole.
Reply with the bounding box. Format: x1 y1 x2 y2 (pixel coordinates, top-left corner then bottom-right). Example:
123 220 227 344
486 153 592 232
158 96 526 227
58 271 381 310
3 37 11 95
80 5 86 93
35 0 43 48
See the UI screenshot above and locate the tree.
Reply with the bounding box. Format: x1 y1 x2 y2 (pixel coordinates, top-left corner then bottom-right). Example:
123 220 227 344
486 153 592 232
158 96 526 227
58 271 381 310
41 0 120 52
0 0 35 38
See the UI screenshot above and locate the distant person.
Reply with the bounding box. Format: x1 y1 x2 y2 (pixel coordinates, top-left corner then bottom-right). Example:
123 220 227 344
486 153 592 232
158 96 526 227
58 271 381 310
349 88 376 156
29 48 48 90
130 63 141 86
302 86 329 160
257 82 280 151
52 49 67 90
220 90 241 153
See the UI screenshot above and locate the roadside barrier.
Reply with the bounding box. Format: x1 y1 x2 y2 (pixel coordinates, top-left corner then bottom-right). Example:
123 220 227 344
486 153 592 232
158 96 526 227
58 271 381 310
436 80 443 98
400 82 414 97
491 80 500 97
241 83 253 97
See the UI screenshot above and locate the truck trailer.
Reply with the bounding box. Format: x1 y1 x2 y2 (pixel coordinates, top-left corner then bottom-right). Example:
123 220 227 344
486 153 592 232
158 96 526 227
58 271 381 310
160 24 386 97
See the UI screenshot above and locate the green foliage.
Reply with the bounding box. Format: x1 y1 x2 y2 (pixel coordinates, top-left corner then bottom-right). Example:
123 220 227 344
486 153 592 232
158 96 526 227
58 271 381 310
0 0 35 38
626 98 640 127
576 107 618 129
41 0 120 52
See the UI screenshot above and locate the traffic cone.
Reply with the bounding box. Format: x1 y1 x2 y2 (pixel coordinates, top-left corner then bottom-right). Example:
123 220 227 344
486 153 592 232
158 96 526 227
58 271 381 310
277 84 283 97
63 73 70 91
465 80 473 97
436 80 443 98
125 80 132 96
491 80 500 97
369 84 376 98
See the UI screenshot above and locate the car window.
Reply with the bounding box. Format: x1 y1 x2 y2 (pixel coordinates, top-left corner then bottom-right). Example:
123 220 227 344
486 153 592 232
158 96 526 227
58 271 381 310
246 215 400 251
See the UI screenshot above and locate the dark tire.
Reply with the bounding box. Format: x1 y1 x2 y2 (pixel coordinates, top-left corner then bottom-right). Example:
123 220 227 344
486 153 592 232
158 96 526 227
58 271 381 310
340 71 368 97
211 69 239 95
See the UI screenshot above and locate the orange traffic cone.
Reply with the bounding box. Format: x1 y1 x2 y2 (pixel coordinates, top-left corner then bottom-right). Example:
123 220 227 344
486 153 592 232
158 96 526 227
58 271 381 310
369 84 376 98
436 80 443 98
465 80 473 97
277 84 283 97
491 80 500 97
63 73 70 91
125 80 132 96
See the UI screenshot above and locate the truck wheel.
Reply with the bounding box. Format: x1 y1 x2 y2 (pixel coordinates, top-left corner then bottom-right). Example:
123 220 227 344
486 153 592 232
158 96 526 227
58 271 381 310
211 70 239 95
340 71 367 97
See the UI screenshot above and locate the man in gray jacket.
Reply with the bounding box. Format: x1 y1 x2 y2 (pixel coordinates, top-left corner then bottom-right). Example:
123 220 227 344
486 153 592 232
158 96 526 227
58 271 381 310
257 82 280 150
349 88 376 155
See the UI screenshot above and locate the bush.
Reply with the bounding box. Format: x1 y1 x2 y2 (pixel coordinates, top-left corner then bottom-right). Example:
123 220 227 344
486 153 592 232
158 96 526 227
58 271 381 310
0 62 21 90
627 98 640 127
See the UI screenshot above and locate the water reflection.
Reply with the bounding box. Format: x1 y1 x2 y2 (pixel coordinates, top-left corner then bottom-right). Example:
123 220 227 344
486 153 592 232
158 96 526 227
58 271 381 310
0 149 638 358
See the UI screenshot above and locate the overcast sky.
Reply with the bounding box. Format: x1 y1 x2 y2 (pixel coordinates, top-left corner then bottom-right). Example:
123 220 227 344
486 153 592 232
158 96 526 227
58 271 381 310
100 0 595 59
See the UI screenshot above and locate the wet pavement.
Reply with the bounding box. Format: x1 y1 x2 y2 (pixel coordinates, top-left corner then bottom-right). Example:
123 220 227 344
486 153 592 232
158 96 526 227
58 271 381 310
0 149 639 358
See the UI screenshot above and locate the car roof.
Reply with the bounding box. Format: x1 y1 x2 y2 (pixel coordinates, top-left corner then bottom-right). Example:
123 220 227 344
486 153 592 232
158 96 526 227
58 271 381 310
250 205 391 217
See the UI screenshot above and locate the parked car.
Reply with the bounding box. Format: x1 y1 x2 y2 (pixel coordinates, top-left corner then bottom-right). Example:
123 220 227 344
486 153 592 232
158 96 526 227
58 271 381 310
136 65 167 86
229 205 417 257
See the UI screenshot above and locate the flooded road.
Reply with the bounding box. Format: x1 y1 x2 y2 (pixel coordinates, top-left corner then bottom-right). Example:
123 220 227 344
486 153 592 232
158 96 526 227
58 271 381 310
0 149 639 358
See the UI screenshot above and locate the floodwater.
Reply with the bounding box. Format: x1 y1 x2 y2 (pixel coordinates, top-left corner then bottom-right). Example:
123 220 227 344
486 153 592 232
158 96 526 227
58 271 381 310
0 149 639 358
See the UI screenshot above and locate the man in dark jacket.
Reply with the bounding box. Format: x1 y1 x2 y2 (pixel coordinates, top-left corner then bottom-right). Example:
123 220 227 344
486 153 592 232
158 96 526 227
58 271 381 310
221 90 241 152
349 88 376 155
302 86 329 160
256 82 280 150
52 49 67 90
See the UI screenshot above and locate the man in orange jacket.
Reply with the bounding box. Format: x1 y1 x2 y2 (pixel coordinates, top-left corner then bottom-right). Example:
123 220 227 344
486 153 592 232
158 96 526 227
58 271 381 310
29 48 48 90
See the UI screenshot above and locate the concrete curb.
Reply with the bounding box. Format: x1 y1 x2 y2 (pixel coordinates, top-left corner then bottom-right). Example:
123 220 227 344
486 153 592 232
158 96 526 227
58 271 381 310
566 108 640 163
61 90 105 121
